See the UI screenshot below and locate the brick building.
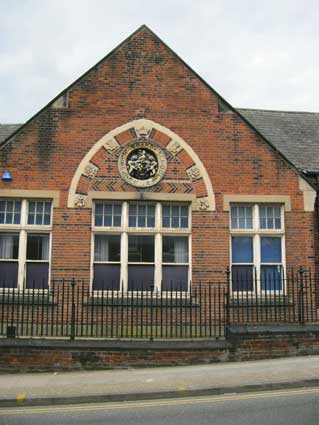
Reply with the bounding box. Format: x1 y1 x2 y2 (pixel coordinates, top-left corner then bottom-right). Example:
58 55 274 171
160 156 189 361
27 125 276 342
0 25 317 303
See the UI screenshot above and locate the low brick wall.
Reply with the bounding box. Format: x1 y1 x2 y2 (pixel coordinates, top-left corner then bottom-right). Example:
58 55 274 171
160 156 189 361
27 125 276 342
227 324 319 361
1 324 319 372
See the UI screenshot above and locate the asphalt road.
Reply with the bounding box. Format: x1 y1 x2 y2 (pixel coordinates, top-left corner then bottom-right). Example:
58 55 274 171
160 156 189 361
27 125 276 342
0 387 319 425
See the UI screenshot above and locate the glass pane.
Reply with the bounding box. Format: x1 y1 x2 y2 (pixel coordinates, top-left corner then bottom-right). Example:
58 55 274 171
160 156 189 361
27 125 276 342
162 217 170 228
261 237 282 263
171 217 179 228
0 201 5 212
6 213 12 223
162 205 170 217
0 262 18 288
261 265 283 291
6 201 13 213
26 263 49 289
44 202 51 214
36 202 44 214
0 233 19 259
35 214 43 225
114 204 122 216
128 235 154 262
137 215 146 227
113 215 121 227
180 217 188 228
128 265 154 291
231 265 254 291
147 215 155 227
93 264 120 290
129 204 137 215
163 236 188 263
27 234 49 260
104 215 112 226
105 204 112 215
43 214 51 225
231 236 253 263
94 235 120 262
95 204 103 215
162 265 188 291
129 215 136 227
0 213 4 224
95 215 103 226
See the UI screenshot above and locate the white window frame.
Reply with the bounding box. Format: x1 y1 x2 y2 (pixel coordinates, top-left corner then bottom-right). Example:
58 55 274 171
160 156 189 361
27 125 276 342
230 204 286 295
91 201 192 295
0 199 53 291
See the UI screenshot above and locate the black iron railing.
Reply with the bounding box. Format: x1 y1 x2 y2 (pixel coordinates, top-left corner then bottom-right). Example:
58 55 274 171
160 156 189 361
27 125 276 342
0 269 318 340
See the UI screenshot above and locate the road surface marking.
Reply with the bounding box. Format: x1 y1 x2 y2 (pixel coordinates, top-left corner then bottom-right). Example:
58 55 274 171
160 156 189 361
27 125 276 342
1 387 319 416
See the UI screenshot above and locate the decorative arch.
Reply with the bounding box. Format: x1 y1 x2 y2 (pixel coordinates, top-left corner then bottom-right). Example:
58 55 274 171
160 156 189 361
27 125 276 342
67 119 215 211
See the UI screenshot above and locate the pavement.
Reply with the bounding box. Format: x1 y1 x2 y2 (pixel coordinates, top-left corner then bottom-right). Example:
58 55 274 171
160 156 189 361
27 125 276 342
1 355 319 407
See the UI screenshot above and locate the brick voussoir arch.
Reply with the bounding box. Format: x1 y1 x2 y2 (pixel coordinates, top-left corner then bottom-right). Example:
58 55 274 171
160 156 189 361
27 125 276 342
68 119 216 211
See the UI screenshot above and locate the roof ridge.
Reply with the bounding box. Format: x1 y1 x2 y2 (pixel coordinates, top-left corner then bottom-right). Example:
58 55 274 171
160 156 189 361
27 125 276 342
237 107 319 115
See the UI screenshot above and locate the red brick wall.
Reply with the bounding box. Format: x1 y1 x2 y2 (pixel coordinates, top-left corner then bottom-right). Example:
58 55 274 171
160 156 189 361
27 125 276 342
0 27 315 285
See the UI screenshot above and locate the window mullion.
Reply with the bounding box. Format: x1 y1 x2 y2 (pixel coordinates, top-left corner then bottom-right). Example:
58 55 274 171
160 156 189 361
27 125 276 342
18 230 27 290
154 233 162 292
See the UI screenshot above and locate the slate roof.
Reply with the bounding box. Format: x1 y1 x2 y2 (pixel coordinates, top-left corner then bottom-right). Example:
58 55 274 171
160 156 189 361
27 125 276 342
0 124 21 144
237 108 319 173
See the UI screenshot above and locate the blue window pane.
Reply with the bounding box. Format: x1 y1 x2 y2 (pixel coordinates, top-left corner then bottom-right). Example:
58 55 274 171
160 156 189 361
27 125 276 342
129 205 137 215
261 265 283 291
267 218 274 229
15 201 22 212
163 206 170 217
114 204 121 215
181 206 188 217
6 202 13 213
13 213 21 224
104 215 112 226
232 236 253 263
44 202 51 214
275 218 281 229
129 216 136 227
162 217 170 228
260 218 266 229
28 202 35 213
172 206 179 217
246 218 253 229
148 216 155 227
95 204 103 215
0 213 4 224
180 217 188 228
43 214 50 225
139 205 146 215
261 237 281 263
0 201 5 212
231 217 238 229
148 205 155 215
113 215 121 227
232 265 254 291
95 215 103 226
6 213 12 223
28 213 35 225
105 204 112 215
138 215 146 227
238 218 246 229
36 202 44 214
35 214 42 225
172 217 179 228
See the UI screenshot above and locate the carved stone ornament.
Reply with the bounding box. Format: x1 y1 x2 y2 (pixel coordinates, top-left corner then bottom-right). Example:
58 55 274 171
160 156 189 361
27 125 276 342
104 138 120 153
198 197 209 211
74 194 87 208
166 140 182 156
118 139 167 188
83 163 98 178
186 165 201 181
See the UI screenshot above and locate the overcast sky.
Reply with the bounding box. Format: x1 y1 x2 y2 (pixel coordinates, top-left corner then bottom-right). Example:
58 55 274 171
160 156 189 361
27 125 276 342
1 0 319 123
